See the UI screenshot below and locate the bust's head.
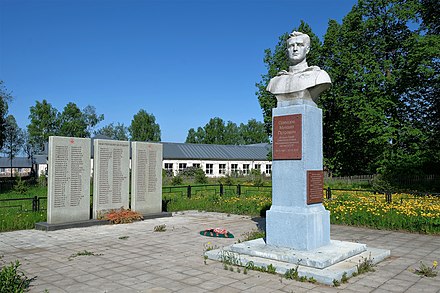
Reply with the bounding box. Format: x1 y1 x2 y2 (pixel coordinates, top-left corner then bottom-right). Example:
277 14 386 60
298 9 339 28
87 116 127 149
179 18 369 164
287 31 310 66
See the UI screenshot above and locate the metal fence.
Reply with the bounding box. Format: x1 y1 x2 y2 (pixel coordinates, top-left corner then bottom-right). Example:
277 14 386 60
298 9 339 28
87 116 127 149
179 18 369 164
0 196 46 212
162 184 272 198
2 185 439 214
324 187 440 203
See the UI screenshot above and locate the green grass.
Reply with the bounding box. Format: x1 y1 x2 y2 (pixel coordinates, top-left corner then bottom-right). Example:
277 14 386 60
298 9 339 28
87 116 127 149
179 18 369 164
2 181 439 235
323 191 440 234
0 185 48 232
165 191 271 216
1 211 46 232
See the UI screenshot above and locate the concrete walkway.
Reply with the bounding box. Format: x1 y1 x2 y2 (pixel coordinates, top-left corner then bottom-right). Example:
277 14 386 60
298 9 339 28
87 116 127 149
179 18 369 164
0 211 439 293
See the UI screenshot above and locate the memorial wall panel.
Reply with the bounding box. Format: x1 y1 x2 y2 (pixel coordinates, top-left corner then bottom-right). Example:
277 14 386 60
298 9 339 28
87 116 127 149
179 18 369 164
47 136 91 224
131 142 163 214
93 139 130 218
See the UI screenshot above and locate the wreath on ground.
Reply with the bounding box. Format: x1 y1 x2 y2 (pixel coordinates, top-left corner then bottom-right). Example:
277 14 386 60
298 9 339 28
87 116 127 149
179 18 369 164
200 228 234 238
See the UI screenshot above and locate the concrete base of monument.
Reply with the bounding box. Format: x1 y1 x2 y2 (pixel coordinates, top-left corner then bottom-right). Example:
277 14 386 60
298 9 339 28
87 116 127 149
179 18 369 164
35 213 172 231
205 238 390 286
266 205 331 250
142 211 172 219
35 219 110 231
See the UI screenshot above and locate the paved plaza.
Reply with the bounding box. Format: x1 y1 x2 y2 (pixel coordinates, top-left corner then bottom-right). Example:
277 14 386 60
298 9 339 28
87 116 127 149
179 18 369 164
0 211 439 292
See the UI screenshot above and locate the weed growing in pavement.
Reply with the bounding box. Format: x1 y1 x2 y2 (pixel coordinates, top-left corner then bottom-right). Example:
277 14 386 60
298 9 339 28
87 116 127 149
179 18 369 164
267 264 277 274
238 229 266 243
413 261 438 277
153 224 167 232
284 265 299 280
203 242 219 252
356 253 375 275
68 250 103 261
219 250 241 266
341 272 349 283
118 236 129 240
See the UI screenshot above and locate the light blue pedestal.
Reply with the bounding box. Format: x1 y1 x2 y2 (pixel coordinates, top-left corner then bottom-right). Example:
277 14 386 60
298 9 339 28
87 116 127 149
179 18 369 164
205 104 391 285
266 104 330 250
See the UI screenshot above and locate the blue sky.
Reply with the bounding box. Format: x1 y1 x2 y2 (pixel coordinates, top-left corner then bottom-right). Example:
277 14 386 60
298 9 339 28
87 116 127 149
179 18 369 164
1 0 357 143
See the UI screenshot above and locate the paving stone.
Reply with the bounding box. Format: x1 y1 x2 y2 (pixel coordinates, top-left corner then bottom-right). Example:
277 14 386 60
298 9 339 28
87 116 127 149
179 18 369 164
0 212 438 293
213 286 242 293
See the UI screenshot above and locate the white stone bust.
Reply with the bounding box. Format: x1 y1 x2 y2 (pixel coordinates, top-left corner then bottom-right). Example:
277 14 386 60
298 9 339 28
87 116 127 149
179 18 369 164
266 31 331 107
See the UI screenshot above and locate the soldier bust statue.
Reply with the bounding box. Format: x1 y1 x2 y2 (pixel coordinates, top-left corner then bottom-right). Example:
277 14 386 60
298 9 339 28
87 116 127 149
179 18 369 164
266 31 331 107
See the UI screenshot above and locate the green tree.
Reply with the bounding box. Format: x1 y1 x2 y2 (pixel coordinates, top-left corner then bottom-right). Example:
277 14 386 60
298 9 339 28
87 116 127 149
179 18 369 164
95 123 129 140
129 109 161 142
185 127 205 143
58 102 104 138
27 99 59 152
239 119 269 145
185 118 268 145
224 121 242 145
319 0 438 176
2 115 23 178
203 117 226 144
21 130 33 159
257 1 439 177
58 102 88 137
186 118 239 145
0 81 12 150
83 105 104 136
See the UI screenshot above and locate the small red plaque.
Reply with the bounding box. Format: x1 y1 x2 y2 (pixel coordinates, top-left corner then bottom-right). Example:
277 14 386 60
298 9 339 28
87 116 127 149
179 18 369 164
273 114 302 160
307 170 324 205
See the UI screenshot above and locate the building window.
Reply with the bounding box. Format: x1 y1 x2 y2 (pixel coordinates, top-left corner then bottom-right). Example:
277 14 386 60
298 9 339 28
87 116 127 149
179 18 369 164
0 168 5 173
205 164 213 175
192 163 201 169
164 163 173 171
265 164 272 175
243 164 250 175
231 164 238 175
179 163 187 172
255 164 261 171
219 164 226 175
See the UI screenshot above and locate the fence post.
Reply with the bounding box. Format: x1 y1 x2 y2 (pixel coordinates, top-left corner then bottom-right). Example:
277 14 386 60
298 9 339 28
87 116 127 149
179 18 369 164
326 187 332 199
220 184 223 196
32 196 38 212
237 184 241 196
187 185 191 198
386 192 392 203
37 197 40 211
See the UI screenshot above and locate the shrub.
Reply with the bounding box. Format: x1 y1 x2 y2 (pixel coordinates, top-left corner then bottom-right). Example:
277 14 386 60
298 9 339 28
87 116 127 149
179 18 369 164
14 177 28 194
0 257 35 292
219 174 235 186
194 168 208 184
249 169 264 187
171 175 183 186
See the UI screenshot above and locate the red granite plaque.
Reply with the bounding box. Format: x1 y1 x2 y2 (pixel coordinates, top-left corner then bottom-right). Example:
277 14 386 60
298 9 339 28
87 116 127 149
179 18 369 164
273 114 302 160
307 170 324 205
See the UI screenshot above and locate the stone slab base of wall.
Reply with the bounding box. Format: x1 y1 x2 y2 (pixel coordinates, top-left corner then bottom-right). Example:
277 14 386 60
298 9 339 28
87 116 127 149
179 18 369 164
35 212 173 231
142 212 173 220
205 238 390 286
35 219 110 231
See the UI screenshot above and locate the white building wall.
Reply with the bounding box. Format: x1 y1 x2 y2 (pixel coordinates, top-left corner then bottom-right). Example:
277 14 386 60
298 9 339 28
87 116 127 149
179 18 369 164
37 159 272 178
163 159 272 177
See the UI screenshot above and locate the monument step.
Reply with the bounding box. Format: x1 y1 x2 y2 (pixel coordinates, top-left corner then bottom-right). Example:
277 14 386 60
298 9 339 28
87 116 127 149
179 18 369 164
205 241 390 286
227 238 366 269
